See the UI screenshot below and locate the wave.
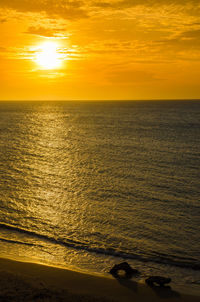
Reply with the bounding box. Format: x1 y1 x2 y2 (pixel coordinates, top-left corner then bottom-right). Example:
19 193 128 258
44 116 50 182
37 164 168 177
0 237 43 248
0 222 199 271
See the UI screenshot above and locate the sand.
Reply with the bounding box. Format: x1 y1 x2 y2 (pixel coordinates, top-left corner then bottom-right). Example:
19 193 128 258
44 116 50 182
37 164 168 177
0 257 199 302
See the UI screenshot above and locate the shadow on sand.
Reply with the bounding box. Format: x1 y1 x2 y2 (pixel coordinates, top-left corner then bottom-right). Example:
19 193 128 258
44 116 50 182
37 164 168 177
114 277 181 299
148 284 181 299
116 277 138 293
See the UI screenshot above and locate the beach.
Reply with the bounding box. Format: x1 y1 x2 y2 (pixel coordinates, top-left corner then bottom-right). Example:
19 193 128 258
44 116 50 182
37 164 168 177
0 257 199 302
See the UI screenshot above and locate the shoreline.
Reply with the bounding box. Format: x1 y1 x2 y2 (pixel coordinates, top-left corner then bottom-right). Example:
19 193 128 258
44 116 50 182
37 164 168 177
0 256 199 302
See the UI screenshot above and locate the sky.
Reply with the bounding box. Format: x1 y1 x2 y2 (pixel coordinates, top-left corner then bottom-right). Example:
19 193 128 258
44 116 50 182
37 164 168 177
0 0 200 100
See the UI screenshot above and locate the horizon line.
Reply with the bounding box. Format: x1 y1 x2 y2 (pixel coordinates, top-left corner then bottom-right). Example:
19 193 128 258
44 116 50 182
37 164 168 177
0 99 200 102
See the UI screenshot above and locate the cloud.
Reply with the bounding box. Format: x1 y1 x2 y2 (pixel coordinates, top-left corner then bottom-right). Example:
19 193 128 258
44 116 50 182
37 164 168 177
0 0 88 20
0 18 7 23
159 28 200 49
25 26 66 37
1 0 199 23
92 0 200 9
0 46 7 52
1 1 199 18
180 29 200 39
1 0 200 65
92 2 113 8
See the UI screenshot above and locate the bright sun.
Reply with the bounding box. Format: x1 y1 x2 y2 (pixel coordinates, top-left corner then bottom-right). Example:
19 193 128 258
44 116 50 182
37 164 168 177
35 41 62 70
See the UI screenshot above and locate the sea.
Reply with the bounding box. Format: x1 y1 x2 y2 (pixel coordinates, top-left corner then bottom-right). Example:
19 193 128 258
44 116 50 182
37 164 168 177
0 100 200 294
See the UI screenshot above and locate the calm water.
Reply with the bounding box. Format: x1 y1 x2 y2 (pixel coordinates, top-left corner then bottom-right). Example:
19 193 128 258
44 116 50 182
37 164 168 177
0 101 200 292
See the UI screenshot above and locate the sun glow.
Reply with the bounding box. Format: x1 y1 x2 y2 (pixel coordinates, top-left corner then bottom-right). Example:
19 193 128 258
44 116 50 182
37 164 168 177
35 41 62 70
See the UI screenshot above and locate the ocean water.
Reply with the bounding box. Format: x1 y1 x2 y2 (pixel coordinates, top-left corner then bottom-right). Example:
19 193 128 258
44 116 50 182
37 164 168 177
0 100 200 293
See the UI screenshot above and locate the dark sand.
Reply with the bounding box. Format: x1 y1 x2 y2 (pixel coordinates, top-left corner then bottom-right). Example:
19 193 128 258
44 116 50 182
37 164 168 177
0 257 199 302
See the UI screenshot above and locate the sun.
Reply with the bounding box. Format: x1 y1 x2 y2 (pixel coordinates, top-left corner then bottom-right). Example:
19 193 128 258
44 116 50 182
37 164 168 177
35 41 62 70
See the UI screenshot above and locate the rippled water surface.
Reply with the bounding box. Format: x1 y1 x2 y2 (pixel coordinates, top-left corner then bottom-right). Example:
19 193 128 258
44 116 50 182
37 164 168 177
0 101 200 291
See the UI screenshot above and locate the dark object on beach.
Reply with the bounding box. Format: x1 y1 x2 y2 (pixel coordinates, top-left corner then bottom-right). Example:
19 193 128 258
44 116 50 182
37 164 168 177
110 262 139 279
145 276 171 287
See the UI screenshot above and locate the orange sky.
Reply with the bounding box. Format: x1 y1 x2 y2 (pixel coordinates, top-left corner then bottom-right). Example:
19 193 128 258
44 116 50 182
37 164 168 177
1 0 200 100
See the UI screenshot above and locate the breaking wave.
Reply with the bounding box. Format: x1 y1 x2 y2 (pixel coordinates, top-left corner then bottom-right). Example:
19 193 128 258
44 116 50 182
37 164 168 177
0 222 199 271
